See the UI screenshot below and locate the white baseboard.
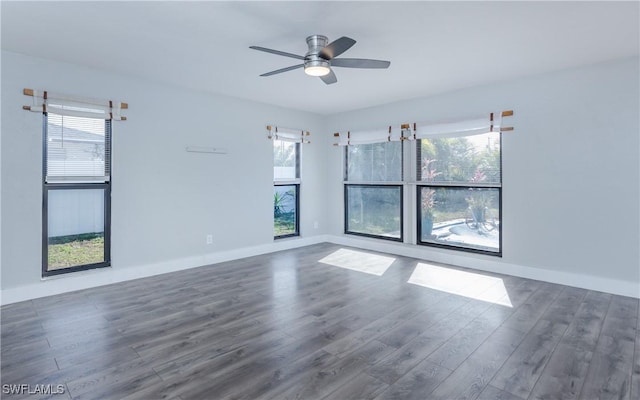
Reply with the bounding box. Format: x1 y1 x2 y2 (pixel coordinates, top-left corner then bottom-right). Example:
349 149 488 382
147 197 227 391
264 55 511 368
0 235 331 305
2 233 637 304
324 234 640 299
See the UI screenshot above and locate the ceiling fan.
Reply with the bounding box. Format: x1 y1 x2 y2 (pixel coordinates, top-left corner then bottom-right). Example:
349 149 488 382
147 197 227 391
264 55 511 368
249 35 390 85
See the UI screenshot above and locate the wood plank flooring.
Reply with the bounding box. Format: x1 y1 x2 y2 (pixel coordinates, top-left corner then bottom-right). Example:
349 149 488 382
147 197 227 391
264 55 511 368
1 243 638 399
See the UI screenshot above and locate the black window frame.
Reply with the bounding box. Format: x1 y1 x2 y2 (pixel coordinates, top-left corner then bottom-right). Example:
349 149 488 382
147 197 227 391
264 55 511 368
273 141 300 239
344 183 404 242
416 133 503 256
42 113 112 277
343 140 404 242
273 183 300 239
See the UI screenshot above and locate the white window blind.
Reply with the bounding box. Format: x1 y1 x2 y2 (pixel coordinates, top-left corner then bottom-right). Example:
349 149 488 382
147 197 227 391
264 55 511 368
23 89 127 120
336 126 402 146
346 141 403 182
273 139 299 181
46 113 110 183
403 113 503 140
266 125 311 143
334 111 512 145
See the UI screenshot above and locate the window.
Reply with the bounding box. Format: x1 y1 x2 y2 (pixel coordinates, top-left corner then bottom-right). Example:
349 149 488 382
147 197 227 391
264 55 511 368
273 140 299 238
344 141 403 241
338 111 509 255
43 113 111 275
274 184 299 237
345 184 402 239
417 131 502 255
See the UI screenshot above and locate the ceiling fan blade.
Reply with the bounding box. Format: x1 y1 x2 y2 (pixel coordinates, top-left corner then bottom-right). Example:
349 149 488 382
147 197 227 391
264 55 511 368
319 69 337 85
331 58 391 69
249 46 305 60
260 64 304 77
319 36 356 60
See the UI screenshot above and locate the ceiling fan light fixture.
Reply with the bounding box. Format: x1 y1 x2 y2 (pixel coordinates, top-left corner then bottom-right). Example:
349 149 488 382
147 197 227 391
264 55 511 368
304 65 330 76
304 58 330 76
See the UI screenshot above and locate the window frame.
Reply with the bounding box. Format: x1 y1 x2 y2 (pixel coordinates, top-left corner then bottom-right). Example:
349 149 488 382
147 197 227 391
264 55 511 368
415 133 503 256
273 141 300 239
343 141 404 242
273 183 300 239
344 183 404 242
416 186 502 256
42 113 112 277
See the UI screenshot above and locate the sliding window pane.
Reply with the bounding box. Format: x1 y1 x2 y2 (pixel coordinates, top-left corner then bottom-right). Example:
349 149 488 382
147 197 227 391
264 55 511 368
419 186 500 253
47 188 106 271
346 185 402 240
274 185 298 238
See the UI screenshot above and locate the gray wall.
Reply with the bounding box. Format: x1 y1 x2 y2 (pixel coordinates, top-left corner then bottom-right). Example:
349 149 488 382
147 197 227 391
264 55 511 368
325 57 640 286
2 50 638 296
1 50 328 290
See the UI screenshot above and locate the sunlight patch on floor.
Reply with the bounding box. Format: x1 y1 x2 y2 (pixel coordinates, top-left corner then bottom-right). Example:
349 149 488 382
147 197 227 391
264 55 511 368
319 248 395 276
273 268 297 299
408 263 513 307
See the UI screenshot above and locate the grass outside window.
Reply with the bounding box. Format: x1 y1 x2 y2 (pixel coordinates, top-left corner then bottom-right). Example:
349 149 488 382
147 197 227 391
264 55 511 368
47 233 105 270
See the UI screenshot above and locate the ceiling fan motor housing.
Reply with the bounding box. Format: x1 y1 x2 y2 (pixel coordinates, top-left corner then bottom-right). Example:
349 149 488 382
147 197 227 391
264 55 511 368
305 35 330 69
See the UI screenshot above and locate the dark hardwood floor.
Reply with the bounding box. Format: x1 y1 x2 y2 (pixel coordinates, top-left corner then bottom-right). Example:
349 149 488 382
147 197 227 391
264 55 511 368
1 243 638 399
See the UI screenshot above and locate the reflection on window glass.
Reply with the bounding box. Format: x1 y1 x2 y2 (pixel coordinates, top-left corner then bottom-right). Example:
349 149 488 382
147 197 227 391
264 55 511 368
418 132 500 184
346 185 401 240
47 188 105 271
347 141 402 182
273 140 298 181
419 187 500 253
274 185 298 237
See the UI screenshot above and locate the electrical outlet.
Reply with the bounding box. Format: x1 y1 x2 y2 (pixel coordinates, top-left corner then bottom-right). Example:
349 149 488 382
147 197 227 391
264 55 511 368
206 234 213 245
314 221 319 229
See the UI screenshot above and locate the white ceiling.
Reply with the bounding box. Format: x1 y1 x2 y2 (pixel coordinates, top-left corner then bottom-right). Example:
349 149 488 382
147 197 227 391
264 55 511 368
2 1 638 115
